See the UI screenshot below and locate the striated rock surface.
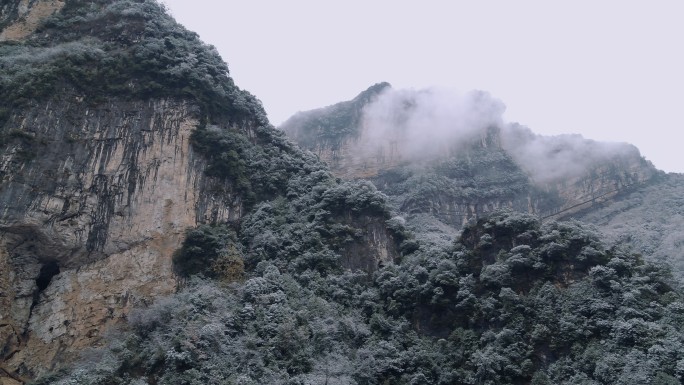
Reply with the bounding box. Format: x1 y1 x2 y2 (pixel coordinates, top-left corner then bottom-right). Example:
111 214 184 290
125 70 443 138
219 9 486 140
0 96 239 377
282 82 392 180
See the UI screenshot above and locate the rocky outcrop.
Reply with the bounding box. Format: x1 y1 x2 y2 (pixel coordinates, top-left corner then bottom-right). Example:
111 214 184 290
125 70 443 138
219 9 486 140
0 0 65 42
339 215 399 273
281 85 658 229
281 82 392 179
536 155 656 221
0 95 239 378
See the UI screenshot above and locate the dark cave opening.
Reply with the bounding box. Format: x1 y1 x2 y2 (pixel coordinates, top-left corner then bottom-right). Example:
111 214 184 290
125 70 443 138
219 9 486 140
36 260 60 292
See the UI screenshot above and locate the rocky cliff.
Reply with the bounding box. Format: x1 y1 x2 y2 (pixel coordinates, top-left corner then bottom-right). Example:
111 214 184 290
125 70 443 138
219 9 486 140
1 2 678 384
0 1 245 379
281 85 658 230
1 2 682 384
0 1 399 382
0 95 241 380
282 82 392 179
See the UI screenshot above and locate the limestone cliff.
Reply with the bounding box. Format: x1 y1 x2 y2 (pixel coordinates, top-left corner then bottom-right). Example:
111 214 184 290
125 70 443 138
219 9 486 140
0 96 240 379
0 3 680 384
0 0 248 379
282 82 392 179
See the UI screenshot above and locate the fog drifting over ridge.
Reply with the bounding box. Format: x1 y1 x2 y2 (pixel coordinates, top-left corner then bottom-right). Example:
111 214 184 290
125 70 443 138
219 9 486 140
361 87 505 160
500 125 645 183
360 86 649 183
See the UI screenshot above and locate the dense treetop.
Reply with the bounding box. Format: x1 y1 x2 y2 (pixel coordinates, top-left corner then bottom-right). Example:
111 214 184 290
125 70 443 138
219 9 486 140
0 0 263 125
39 211 684 385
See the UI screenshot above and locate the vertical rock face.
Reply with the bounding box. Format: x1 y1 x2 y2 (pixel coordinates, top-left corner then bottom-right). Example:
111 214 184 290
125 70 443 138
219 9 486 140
338 215 399 273
0 96 238 377
0 3 403 380
281 82 392 179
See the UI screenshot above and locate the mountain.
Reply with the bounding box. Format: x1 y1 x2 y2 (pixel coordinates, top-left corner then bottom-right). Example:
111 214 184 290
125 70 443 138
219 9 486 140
282 84 657 235
0 0 399 380
1 1 684 385
280 84 684 285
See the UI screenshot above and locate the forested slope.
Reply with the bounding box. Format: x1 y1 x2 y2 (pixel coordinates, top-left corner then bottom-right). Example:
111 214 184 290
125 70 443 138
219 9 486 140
0 0 400 380
0 1 682 385
40 212 684 385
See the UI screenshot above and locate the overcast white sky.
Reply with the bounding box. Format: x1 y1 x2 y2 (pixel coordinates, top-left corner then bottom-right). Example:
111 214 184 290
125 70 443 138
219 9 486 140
162 0 683 173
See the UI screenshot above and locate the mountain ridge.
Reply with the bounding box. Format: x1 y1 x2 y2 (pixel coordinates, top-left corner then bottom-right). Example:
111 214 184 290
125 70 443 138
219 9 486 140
281 83 658 226
1 1 683 384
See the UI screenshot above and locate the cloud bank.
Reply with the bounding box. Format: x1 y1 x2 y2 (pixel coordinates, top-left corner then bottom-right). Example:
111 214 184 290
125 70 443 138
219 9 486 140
357 86 647 184
501 123 645 184
360 87 506 161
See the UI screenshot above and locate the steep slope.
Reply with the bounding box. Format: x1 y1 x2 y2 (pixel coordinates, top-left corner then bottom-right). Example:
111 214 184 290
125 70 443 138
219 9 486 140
0 97 223 380
282 81 390 175
2 2 683 385
576 173 684 282
0 1 245 377
0 1 400 381
38 211 684 385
